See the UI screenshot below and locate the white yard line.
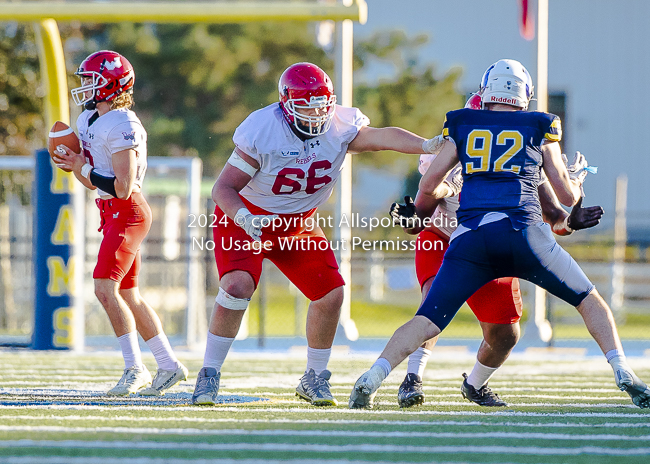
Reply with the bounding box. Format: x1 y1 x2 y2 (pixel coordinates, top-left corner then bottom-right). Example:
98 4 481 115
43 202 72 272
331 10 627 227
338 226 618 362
2 414 650 429
1 404 648 418
0 457 432 464
1 425 650 442
2 440 650 456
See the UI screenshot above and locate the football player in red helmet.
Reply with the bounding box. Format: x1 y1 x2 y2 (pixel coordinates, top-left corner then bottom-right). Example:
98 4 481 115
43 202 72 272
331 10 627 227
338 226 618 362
71 50 135 111
278 62 337 138
191 62 444 406
54 51 188 397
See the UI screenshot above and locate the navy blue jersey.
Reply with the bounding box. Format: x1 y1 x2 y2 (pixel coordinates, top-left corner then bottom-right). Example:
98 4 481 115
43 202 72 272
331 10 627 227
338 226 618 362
443 108 562 229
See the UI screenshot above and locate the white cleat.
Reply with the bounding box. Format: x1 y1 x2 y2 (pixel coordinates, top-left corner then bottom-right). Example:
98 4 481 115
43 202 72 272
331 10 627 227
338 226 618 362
107 365 152 396
349 366 384 409
139 363 189 396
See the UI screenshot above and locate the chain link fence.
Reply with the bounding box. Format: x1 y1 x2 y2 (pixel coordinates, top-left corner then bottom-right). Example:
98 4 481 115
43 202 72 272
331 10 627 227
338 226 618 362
1 164 649 347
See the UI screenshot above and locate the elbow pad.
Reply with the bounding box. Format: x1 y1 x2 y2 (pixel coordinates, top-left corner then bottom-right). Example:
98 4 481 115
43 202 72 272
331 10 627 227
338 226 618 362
89 170 118 198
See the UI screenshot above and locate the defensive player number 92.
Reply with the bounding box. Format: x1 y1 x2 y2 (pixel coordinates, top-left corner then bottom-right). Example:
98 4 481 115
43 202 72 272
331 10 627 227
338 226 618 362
465 129 523 175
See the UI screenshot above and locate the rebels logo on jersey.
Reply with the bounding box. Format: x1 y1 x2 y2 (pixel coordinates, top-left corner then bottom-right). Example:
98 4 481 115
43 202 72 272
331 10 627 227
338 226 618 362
233 103 369 214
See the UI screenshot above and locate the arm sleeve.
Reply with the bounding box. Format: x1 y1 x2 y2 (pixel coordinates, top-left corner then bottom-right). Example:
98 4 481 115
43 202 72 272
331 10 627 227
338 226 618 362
107 121 145 154
334 106 370 144
233 118 261 165
542 114 562 143
442 111 458 145
89 170 118 197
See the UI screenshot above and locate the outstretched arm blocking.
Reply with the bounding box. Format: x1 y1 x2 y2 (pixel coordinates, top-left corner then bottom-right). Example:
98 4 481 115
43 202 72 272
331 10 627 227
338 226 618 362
348 126 428 154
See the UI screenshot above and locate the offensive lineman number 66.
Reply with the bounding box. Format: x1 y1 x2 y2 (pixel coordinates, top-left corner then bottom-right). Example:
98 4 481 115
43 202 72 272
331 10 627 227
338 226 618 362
188 160 333 227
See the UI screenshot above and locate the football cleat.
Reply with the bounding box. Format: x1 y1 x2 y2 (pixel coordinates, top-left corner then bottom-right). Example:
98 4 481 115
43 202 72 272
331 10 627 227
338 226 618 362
139 363 189 396
461 373 507 407
107 365 152 396
614 368 650 409
398 373 425 408
349 366 384 409
192 367 221 406
296 369 338 406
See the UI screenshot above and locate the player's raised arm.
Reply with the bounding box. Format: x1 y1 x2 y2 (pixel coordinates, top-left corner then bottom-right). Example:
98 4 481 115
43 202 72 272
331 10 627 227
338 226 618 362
541 141 582 207
347 125 439 155
414 140 459 221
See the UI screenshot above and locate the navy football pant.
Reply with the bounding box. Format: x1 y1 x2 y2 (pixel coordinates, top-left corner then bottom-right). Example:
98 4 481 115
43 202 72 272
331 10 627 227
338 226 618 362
416 219 595 331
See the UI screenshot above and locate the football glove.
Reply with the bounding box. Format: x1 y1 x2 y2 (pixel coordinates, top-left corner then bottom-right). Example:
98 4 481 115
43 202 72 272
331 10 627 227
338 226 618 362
234 208 278 242
389 196 419 229
422 134 445 155
443 164 463 196
563 151 589 184
567 197 604 231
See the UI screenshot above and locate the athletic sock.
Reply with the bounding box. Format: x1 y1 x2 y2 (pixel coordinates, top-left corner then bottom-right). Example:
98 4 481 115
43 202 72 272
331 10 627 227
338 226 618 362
145 333 180 371
372 357 392 380
606 349 631 375
306 347 332 376
203 332 235 372
466 360 498 389
407 347 432 379
117 332 143 370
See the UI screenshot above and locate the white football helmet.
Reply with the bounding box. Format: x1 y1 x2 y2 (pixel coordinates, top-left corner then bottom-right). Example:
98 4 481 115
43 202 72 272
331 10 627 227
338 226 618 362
480 59 533 110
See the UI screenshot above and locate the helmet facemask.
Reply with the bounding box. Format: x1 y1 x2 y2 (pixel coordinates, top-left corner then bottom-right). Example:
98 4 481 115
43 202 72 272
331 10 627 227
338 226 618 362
71 71 109 108
282 94 336 137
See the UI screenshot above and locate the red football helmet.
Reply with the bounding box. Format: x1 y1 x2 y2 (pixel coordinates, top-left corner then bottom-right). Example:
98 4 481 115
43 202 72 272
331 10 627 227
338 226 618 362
464 93 483 110
71 50 135 109
278 62 336 137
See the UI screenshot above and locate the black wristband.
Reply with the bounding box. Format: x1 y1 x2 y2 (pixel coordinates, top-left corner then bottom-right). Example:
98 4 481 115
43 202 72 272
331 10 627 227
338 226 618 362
89 169 118 198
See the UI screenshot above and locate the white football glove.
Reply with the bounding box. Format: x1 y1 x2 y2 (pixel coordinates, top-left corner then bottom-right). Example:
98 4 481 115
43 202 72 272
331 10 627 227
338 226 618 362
422 134 445 155
234 208 278 242
442 164 463 196
564 151 589 184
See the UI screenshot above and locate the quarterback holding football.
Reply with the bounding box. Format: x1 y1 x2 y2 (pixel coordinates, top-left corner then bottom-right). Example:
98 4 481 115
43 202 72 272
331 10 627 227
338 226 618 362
54 50 188 397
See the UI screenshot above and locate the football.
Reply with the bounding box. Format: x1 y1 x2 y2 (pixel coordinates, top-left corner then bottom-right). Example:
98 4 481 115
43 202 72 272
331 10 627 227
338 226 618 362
48 121 81 172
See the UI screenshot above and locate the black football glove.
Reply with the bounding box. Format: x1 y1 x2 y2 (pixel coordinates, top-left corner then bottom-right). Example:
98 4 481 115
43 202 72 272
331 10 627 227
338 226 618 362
568 197 604 231
389 196 419 229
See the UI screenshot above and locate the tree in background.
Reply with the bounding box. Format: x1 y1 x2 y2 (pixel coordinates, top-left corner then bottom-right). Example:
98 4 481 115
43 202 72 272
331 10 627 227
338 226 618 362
99 22 332 176
352 30 463 198
0 23 44 158
1 22 461 180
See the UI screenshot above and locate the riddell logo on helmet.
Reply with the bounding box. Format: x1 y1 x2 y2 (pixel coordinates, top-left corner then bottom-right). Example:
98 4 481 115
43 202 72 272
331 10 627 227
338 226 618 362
489 96 517 104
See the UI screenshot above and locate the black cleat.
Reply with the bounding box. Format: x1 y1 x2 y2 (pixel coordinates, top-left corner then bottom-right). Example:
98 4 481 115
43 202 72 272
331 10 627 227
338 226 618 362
398 373 425 408
461 373 507 407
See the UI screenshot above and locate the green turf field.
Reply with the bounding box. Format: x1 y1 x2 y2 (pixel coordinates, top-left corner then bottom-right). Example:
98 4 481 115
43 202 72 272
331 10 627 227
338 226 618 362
1 350 649 463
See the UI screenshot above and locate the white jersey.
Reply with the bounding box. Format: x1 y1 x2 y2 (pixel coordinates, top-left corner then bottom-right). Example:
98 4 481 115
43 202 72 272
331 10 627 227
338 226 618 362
76 108 148 197
418 154 460 238
234 103 369 214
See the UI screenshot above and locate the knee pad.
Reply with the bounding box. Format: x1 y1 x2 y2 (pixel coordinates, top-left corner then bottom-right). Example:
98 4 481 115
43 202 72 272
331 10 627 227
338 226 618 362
215 287 250 310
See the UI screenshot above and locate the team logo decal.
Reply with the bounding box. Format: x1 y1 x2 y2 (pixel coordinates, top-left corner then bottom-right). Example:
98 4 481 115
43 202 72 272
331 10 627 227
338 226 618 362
281 150 300 157
104 57 123 71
